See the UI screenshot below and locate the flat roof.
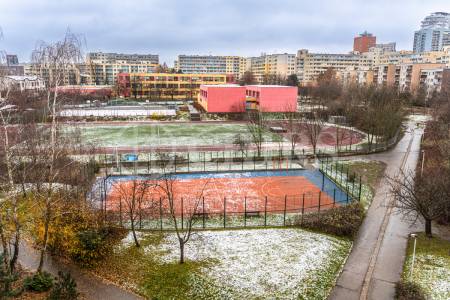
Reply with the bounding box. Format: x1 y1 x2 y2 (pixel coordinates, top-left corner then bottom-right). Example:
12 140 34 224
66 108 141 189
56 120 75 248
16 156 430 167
246 85 296 88
201 84 242 88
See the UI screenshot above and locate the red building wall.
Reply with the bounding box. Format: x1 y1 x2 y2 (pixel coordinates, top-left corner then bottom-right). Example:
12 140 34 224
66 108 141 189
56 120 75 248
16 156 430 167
246 86 298 112
353 35 376 53
199 85 246 113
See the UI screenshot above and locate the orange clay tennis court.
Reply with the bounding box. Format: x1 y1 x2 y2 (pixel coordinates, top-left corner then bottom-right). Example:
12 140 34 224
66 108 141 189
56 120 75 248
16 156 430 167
105 170 349 215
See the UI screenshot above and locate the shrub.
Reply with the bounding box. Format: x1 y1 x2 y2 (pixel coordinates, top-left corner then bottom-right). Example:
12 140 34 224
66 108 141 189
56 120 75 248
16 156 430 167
0 254 21 297
395 281 426 300
70 227 125 267
70 229 108 267
294 202 365 238
47 271 79 300
23 272 54 292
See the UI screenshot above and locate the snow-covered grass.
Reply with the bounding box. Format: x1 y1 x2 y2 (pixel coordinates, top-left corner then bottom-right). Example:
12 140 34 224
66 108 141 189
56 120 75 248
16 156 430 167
137 228 351 299
65 123 282 148
321 159 386 210
402 233 450 300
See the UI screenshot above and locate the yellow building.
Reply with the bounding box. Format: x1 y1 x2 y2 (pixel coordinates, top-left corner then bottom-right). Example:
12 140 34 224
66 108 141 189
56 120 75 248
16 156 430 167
117 73 228 100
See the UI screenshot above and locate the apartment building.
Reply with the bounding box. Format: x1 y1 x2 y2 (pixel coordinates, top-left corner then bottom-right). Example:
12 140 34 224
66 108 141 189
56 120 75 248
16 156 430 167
174 55 243 80
373 63 445 93
0 75 45 92
23 63 87 86
244 53 296 83
117 73 228 100
86 52 159 85
353 32 376 53
413 12 450 53
296 49 367 85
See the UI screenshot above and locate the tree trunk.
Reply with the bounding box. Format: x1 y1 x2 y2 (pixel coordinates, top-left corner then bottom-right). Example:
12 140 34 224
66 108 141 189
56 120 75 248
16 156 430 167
179 239 185 264
425 218 432 238
38 206 51 273
131 218 140 247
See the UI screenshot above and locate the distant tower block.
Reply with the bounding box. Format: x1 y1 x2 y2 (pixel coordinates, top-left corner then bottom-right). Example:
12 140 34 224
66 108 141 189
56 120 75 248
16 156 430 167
353 31 377 53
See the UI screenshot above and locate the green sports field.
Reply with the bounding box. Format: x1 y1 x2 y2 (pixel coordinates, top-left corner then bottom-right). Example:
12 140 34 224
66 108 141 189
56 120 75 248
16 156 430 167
66 123 283 147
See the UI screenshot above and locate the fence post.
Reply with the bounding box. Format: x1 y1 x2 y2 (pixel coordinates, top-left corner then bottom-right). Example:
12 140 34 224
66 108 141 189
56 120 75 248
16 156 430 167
174 156 177 173
203 152 206 171
244 196 247 227
283 195 287 226
181 197 184 230
352 173 356 197
202 196 205 229
188 152 190 172
159 197 163 231
321 171 325 190
346 184 349 203
333 189 336 207
318 191 321 222
119 198 123 228
139 200 142 229
223 197 226 228
147 153 150 173
264 196 268 227
301 193 305 226
358 176 362 202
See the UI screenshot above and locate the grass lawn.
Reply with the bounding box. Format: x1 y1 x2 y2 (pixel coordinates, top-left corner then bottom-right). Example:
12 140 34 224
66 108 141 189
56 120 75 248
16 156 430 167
65 123 282 147
93 228 352 299
331 160 386 209
402 233 450 300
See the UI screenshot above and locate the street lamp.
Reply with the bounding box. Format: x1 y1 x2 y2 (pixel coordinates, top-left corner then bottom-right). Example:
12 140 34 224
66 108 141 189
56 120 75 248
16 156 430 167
409 233 417 281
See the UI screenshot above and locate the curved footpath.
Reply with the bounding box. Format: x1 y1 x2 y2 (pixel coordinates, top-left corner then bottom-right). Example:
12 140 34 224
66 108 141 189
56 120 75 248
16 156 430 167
18 241 142 300
330 117 424 300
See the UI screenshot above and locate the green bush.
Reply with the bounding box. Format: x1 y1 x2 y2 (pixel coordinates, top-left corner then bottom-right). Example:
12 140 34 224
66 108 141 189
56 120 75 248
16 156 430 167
23 272 54 292
70 227 125 267
70 229 108 267
295 202 365 238
395 281 426 300
47 271 79 300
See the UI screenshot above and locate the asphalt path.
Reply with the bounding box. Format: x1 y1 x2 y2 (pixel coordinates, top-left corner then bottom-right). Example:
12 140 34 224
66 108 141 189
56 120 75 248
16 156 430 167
330 117 425 300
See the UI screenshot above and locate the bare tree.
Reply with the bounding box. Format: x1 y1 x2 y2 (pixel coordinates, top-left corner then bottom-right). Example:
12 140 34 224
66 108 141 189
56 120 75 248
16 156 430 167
246 111 267 157
233 133 249 158
31 29 83 273
284 104 301 157
0 27 25 284
156 173 208 264
388 169 450 237
112 179 152 247
303 114 324 155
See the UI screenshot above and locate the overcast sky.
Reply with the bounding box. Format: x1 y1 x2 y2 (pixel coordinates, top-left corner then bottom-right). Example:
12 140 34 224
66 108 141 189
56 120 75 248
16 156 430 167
0 0 449 66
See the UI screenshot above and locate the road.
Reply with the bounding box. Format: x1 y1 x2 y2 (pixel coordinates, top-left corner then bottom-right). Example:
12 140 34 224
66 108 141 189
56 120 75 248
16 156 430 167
330 116 425 300
18 241 142 300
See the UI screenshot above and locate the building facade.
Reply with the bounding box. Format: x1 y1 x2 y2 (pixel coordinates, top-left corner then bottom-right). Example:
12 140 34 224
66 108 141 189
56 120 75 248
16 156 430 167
174 55 243 80
198 84 297 113
86 52 159 85
245 53 296 83
198 85 247 113
117 73 228 100
353 32 377 53
296 49 366 85
0 75 45 92
413 12 450 53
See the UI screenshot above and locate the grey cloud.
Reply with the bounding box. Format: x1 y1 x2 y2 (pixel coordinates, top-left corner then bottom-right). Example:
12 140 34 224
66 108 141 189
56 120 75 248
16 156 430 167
0 0 449 64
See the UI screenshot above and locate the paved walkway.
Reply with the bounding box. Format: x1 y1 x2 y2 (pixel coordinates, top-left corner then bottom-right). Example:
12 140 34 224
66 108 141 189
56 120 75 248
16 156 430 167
330 117 424 300
18 241 142 300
